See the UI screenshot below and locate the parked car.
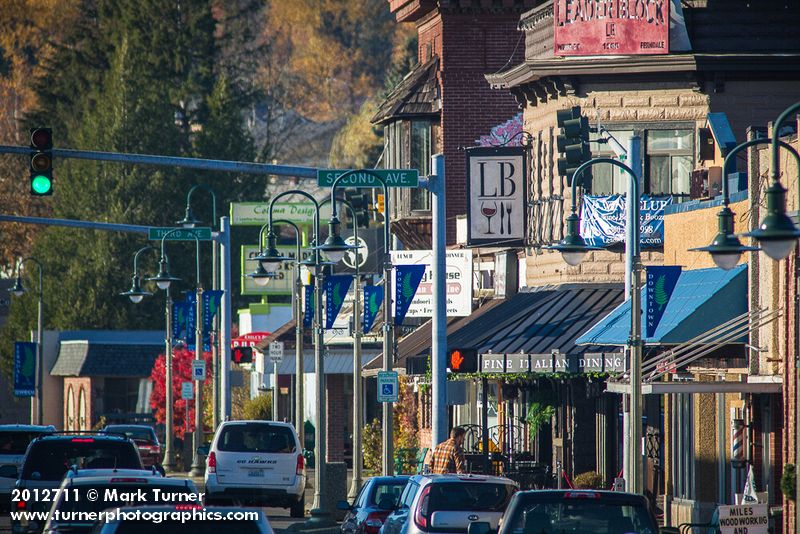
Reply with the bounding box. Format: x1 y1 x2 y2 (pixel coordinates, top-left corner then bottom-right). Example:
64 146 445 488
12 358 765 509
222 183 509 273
11 432 143 534
497 490 665 534
102 425 162 468
203 420 306 517
0 425 55 512
93 505 274 534
339 476 411 534
381 474 517 534
43 468 198 533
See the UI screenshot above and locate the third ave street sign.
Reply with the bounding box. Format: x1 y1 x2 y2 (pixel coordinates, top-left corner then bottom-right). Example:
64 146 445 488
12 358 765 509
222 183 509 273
317 169 419 188
148 227 212 241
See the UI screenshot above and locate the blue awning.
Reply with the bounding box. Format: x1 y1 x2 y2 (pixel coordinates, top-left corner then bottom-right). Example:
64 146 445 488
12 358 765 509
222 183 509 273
575 265 747 346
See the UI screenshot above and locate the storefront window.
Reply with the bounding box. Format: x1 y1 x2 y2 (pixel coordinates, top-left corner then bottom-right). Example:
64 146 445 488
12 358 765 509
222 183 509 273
383 119 437 214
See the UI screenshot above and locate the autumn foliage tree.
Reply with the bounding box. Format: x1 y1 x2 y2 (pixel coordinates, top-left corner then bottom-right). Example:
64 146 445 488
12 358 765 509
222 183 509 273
149 348 213 439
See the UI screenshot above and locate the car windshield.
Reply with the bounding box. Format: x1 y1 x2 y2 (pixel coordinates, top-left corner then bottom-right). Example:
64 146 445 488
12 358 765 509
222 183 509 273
114 519 261 534
21 440 141 480
428 483 514 513
105 427 155 442
370 482 408 508
217 424 295 453
53 484 193 519
508 500 658 534
0 431 49 455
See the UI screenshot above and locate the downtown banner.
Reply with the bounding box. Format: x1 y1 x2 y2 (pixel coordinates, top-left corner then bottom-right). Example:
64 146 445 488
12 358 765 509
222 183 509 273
14 342 37 397
303 285 315 328
325 275 353 329
645 265 682 337
363 285 384 334
394 264 426 326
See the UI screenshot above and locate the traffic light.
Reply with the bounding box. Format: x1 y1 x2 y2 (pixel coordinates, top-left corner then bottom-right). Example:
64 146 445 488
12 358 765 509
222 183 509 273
343 188 371 228
447 348 478 374
29 128 53 196
232 346 253 364
556 107 592 187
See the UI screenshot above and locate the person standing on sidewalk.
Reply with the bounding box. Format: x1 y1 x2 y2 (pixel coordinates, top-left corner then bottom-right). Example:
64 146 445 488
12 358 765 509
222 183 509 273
428 426 466 474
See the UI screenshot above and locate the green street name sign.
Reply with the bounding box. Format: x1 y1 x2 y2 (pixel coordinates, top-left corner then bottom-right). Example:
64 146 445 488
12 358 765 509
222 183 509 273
148 227 212 241
316 169 419 188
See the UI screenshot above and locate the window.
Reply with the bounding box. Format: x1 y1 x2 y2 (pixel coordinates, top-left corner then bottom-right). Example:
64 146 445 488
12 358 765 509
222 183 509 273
588 126 694 199
217 423 296 453
66 386 75 431
410 121 432 210
78 388 87 430
384 119 437 214
400 482 419 509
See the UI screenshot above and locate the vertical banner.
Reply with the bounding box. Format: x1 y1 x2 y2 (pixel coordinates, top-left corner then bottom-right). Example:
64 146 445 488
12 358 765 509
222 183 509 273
14 342 37 397
646 266 682 337
202 290 224 351
184 292 198 350
303 285 315 328
466 146 527 247
363 285 384 334
325 275 353 330
394 265 425 326
172 301 192 342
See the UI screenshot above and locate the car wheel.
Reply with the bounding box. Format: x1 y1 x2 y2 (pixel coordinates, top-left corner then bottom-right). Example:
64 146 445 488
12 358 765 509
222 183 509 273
290 495 305 518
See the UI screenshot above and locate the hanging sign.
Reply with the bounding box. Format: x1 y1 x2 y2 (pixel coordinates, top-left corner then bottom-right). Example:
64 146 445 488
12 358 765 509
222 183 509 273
466 146 527 247
14 342 37 397
231 332 271 349
325 275 353 329
230 202 331 226
645 266 681 337
393 264 426 326
363 285 384 334
716 504 768 534
390 250 472 317
303 285 315 327
554 0 669 56
581 195 672 248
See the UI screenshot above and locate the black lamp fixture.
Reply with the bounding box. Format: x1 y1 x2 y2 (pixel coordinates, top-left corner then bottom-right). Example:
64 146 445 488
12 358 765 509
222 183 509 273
314 215 360 264
147 258 182 290
689 207 759 270
120 274 153 303
544 212 602 266
744 181 800 261
246 264 278 287
177 205 202 228
255 232 291 273
9 276 25 297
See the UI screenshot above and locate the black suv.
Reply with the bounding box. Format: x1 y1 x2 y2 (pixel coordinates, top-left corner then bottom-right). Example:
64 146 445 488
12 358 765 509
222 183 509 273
12 432 143 534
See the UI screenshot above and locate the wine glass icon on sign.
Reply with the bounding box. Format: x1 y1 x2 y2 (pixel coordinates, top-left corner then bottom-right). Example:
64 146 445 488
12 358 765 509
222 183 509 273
481 202 498 234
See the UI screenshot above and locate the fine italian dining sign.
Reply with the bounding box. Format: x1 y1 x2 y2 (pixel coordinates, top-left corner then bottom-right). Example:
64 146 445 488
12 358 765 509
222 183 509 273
554 0 670 56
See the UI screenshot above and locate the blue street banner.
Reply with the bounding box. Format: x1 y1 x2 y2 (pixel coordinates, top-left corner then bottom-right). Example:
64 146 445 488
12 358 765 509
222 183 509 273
394 264 426 326
646 266 682 337
303 285 315 328
201 290 224 351
363 285 384 334
580 195 673 248
172 301 193 342
14 342 37 397
325 275 353 329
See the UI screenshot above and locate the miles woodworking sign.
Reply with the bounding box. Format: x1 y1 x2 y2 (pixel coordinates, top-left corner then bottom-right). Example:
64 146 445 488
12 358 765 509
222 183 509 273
554 0 669 56
717 504 768 534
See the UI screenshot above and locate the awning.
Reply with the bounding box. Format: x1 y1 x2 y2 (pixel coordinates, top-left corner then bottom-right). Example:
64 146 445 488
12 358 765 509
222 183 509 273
374 283 623 375
262 350 377 375
606 380 782 395
576 265 747 347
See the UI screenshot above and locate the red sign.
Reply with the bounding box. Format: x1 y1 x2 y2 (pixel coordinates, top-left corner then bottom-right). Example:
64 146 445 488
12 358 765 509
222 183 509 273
231 331 271 349
554 0 669 56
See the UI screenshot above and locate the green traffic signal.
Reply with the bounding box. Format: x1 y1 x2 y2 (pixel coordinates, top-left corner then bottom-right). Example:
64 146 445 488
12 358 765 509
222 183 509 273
31 174 53 195
29 127 53 196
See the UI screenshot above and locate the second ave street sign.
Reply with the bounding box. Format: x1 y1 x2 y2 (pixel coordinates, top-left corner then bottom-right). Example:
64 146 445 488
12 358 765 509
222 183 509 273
317 169 419 188
148 227 212 241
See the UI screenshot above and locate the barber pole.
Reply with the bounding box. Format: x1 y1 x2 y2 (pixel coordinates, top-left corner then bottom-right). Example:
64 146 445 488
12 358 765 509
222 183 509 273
731 418 745 468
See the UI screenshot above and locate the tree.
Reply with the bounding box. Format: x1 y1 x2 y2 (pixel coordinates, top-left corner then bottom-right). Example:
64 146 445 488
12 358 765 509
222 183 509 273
148 348 213 439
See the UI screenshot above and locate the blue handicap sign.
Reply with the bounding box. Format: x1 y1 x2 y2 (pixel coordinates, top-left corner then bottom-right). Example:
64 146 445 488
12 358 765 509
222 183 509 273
382 384 394 395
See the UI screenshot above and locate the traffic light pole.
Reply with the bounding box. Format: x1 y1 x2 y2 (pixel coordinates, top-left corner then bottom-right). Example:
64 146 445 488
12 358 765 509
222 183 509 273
429 154 448 448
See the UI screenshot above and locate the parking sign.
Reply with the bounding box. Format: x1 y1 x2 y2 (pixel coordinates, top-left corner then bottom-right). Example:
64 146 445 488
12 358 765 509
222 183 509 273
192 360 206 381
269 341 284 364
181 382 194 400
377 371 399 403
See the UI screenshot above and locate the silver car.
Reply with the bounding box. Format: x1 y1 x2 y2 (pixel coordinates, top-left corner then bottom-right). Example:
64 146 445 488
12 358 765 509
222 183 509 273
381 474 517 534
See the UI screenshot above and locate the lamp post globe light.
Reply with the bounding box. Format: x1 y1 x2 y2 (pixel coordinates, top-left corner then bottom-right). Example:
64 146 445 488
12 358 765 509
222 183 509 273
9 257 45 425
120 246 157 303
246 264 277 286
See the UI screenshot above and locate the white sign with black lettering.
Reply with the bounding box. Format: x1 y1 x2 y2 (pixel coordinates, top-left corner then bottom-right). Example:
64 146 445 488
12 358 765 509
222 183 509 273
717 504 768 534
466 147 527 247
390 250 472 317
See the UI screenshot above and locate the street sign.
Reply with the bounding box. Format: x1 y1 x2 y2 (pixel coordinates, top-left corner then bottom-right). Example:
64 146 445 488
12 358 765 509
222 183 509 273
181 381 194 400
717 504 768 534
269 341 284 364
377 370 399 403
148 227 212 241
317 169 419 188
192 360 206 381
341 235 368 269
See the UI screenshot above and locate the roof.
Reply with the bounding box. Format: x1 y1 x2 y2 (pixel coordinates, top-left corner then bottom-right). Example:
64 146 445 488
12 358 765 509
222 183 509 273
0 425 54 433
372 57 440 125
51 332 164 377
254 320 297 351
576 265 747 346
363 299 506 373
262 350 379 375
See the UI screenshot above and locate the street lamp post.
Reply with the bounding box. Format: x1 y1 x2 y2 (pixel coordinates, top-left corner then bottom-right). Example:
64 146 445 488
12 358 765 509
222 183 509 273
178 185 221 430
322 171 392 476
10 258 44 425
546 154 644 493
317 196 364 500
147 229 204 476
256 191 334 524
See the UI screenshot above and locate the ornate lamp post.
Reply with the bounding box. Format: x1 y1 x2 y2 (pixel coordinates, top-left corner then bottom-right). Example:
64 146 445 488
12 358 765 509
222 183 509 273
9 258 44 425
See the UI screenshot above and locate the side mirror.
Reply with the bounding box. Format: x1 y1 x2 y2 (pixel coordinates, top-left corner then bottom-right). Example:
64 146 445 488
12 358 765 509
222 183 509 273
467 522 491 534
0 465 18 478
336 500 352 511
197 446 210 456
